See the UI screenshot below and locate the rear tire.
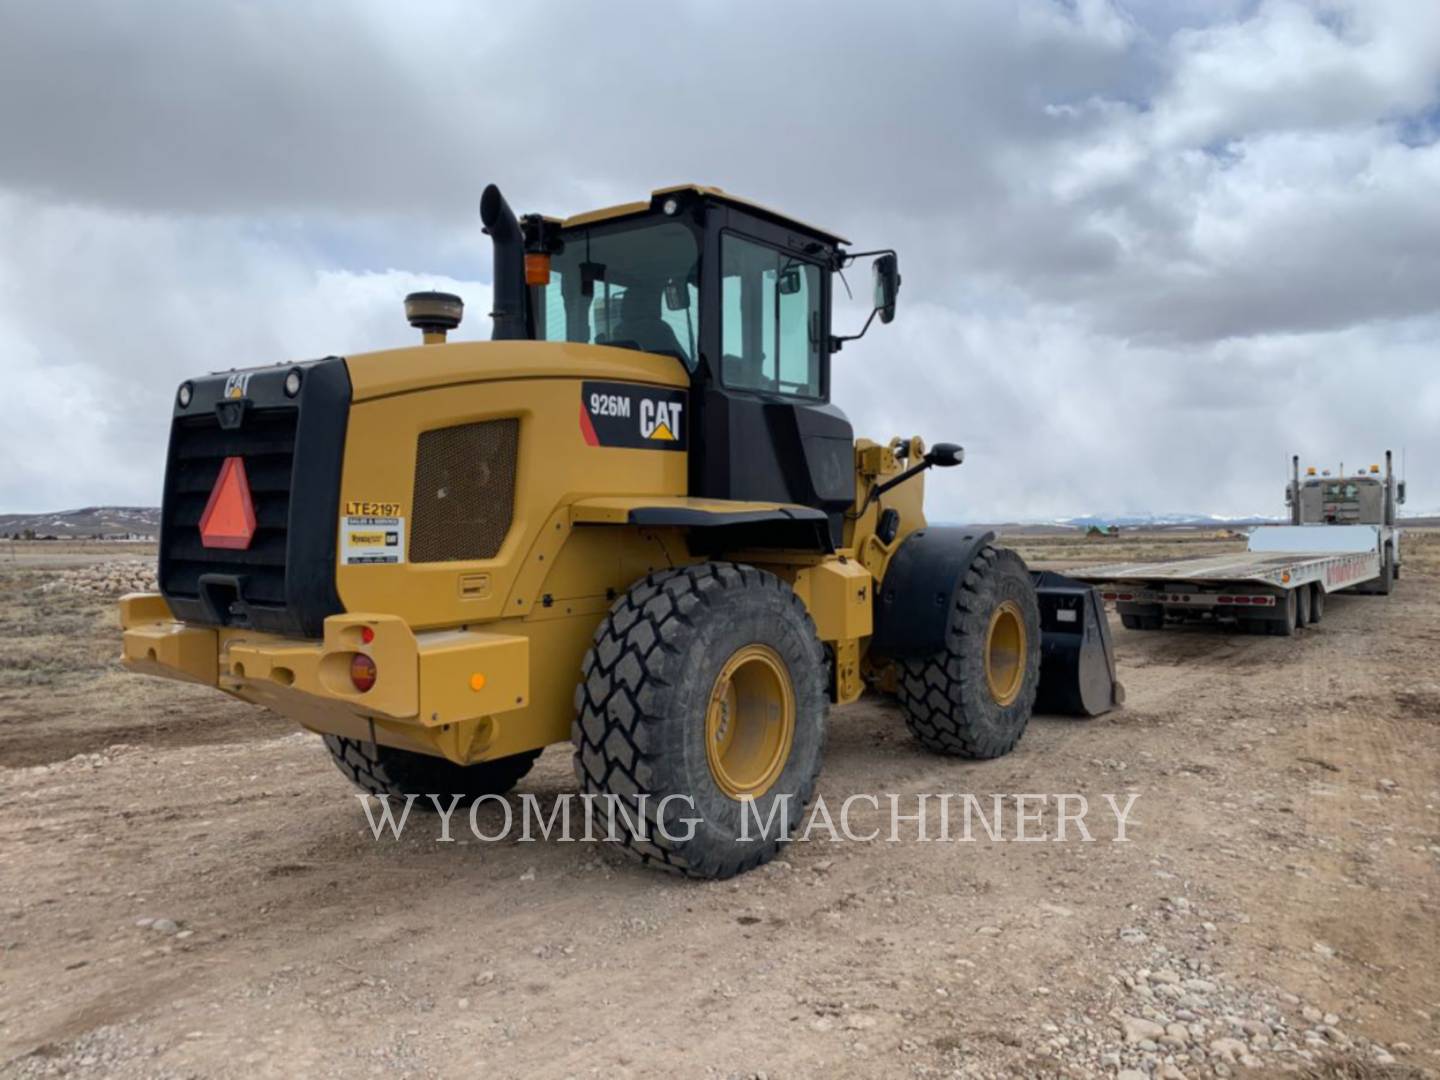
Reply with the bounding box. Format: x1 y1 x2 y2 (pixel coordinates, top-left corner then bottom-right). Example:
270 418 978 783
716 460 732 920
323 735 540 806
572 563 827 880
1267 591 1299 637
1308 583 1324 624
1120 613 1143 630
1296 583 1312 628
896 545 1040 759
1379 547 1394 595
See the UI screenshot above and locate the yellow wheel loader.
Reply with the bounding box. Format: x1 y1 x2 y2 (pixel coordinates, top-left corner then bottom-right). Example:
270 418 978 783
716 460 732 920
120 184 1120 878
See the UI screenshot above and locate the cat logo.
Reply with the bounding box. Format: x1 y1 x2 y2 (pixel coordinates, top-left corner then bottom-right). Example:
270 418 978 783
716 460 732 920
223 372 253 399
580 380 687 452
640 399 683 442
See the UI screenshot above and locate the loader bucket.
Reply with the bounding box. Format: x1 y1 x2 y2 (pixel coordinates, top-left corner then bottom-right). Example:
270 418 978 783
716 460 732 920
1030 571 1124 717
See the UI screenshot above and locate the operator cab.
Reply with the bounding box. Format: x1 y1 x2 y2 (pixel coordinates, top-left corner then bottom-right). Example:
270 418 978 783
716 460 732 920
488 184 900 545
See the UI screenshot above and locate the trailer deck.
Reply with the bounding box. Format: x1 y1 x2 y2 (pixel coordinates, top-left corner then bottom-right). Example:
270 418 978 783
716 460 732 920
1066 525 1389 633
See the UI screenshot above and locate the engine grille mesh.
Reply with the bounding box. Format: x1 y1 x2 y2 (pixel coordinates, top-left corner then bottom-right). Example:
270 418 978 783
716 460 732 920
410 419 519 563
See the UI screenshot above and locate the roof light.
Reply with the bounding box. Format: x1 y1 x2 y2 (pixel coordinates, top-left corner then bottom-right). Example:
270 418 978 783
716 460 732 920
1370 464 1380 473
662 197 679 216
284 368 303 398
524 253 551 286
177 382 193 409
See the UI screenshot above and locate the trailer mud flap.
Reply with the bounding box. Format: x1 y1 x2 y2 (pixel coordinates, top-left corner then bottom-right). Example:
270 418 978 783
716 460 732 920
1030 571 1124 717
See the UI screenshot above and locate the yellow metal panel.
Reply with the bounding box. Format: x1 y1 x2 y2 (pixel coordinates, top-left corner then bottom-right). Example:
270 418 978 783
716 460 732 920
118 592 173 627
792 559 874 643
344 339 688 403
418 631 528 727
335 368 689 631
122 621 218 686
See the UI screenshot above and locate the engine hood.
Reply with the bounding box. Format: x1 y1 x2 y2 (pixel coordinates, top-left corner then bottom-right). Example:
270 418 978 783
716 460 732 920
344 340 689 403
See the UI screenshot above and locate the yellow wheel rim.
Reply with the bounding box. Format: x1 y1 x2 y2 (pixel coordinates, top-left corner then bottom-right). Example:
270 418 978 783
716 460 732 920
705 644 796 800
984 600 1026 707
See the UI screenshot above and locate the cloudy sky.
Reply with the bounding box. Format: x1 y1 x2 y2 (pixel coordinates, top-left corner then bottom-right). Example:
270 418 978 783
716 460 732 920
2 0 1437 521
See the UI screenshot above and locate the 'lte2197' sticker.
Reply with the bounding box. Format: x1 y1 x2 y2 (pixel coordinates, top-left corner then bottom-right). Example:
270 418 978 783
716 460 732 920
580 381 687 451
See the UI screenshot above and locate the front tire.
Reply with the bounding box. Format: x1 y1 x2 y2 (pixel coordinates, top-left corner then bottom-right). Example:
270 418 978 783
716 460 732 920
573 563 827 879
323 735 540 805
896 544 1040 759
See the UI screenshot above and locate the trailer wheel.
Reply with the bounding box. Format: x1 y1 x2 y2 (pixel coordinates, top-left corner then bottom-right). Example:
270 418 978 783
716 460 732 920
572 563 827 880
1119 608 1163 631
1267 590 1299 637
896 545 1040 759
1296 583 1312 628
323 735 540 805
1308 584 1324 624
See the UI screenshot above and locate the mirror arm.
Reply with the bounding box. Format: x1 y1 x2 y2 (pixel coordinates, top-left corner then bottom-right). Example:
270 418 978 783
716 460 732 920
830 305 880 352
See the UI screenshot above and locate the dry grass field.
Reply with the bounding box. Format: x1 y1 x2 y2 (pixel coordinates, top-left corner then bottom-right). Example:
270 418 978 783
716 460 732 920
1 533 1438 1078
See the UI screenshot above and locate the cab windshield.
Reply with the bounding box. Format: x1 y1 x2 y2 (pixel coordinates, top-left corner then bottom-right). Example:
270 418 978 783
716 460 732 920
537 220 700 368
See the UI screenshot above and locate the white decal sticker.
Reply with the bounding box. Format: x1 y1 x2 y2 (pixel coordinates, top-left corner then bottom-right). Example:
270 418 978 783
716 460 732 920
342 515 405 565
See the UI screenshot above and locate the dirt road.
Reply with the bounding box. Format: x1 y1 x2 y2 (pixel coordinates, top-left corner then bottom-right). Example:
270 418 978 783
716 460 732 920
2 536 1438 1079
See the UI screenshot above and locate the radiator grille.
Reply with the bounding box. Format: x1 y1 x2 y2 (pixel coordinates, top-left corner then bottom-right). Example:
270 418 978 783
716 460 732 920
161 407 297 608
410 419 519 562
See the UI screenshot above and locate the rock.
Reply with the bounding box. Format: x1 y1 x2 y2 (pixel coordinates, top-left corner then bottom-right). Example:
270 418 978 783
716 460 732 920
1210 1036 1247 1062
843 1014 876 1030
1119 927 1148 945
1322 1012 1339 1026
518 868 536 882
1301 1005 1323 1023
1164 1022 1191 1045
811 859 834 874
134 917 155 929
150 918 179 934
975 925 1002 936
1118 1071 1147 1080
1311 941 1335 958
1182 978 1215 994
1377 778 1398 791
1149 969 1182 986
1121 1015 1166 1043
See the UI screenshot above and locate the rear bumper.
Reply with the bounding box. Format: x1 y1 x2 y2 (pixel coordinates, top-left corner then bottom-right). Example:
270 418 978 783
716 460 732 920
119 593 532 763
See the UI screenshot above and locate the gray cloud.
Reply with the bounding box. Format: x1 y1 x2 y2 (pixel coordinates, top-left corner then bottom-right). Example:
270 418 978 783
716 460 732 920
1 0 1437 519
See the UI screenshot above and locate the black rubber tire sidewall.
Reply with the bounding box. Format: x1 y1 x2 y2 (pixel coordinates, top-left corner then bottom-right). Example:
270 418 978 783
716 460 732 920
323 735 540 807
897 545 1041 760
573 563 827 879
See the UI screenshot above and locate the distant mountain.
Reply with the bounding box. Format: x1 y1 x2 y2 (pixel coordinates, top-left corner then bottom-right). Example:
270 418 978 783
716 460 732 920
1056 512 1281 529
0 506 160 539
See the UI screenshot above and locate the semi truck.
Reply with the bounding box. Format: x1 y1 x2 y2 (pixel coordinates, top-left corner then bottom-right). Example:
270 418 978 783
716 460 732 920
1068 451 1405 636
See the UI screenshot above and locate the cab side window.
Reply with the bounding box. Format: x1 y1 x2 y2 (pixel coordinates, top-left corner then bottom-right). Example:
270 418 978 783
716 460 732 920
720 233 822 398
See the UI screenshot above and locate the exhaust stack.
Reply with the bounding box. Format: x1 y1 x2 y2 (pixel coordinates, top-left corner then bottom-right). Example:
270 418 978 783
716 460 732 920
1385 449 1395 526
1289 454 1301 525
480 184 527 341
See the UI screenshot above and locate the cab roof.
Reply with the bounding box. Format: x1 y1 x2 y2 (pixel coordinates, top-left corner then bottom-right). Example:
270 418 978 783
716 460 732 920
560 184 850 245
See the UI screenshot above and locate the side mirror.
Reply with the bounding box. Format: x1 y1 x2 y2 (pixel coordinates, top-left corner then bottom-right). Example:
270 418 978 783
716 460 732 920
873 253 900 325
778 267 802 296
925 442 963 468
1284 488 1292 504
664 278 690 311
1398 480 1406 505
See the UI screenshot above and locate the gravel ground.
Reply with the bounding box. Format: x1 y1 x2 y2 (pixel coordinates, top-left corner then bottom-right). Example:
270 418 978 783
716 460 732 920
1 534 1437 1078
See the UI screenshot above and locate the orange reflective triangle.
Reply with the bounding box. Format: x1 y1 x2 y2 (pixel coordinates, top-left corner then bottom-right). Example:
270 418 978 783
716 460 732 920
199 456 256 550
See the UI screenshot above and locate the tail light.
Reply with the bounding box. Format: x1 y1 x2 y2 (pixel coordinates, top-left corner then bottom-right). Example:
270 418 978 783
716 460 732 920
350 653 377 693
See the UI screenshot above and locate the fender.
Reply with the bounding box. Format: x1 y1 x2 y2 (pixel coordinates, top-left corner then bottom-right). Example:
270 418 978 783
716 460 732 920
869 526 995 659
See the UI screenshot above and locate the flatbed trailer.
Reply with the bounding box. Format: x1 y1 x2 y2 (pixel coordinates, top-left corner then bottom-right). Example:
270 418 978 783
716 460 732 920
1068 524 1395 636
